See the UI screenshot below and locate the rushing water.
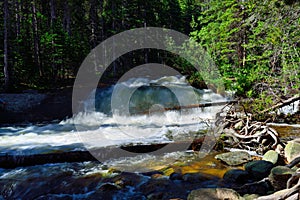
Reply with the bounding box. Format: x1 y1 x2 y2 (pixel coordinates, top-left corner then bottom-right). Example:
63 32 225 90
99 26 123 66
0 76 230 199
1 76 299 199
0 76 227 155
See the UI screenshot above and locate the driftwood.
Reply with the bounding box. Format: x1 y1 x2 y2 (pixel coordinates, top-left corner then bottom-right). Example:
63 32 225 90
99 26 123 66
217 104 281 154
286 156 300 169
258 94 300 115
0 139 208 169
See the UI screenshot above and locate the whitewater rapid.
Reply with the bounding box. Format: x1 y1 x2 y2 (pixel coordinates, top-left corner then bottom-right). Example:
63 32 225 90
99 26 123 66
0 76 228 155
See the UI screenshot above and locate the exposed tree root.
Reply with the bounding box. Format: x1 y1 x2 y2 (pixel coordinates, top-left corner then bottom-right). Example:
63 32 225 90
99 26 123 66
217 104 282 155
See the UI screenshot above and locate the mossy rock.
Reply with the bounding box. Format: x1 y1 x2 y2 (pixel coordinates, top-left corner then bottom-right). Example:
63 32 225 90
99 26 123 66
262 150 279 164
215 151 252 166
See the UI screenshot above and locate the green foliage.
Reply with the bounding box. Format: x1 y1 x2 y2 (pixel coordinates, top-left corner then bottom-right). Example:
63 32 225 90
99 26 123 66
189 0 300 113
0 0 299 102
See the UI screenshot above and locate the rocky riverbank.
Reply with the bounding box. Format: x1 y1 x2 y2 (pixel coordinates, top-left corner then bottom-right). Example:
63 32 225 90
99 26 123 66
2 144 299 199
0 88 73 124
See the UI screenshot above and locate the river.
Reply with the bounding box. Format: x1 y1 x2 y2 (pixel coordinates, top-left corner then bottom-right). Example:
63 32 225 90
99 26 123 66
0 76 298 199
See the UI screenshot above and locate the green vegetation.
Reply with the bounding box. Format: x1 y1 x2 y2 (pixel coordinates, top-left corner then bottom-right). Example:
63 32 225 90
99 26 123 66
1 0 299 114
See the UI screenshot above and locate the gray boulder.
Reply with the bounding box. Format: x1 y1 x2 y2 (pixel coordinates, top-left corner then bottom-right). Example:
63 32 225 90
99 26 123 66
215 151 252 166
285 139 300 163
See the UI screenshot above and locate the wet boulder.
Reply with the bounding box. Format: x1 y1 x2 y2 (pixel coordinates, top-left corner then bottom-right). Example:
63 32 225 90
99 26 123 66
188 188 243 200
263 150 279 164
182 172 219 183
285 139 300 163
215 151 252 166
268 166 294 191
245 160 274 181
223 169 250 184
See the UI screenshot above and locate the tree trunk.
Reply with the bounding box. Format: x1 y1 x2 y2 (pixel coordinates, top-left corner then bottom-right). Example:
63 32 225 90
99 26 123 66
50 0 57 80
63 1 71 36
89 0 98 49
15 0 21 38
0 140 204 168
3 0 10 91
31 0 43 77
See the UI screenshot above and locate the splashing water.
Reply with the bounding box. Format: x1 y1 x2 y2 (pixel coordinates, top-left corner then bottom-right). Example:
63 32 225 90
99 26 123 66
0 76 228 155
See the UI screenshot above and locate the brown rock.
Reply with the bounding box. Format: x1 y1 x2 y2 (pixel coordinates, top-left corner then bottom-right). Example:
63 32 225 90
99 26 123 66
188 188 243 200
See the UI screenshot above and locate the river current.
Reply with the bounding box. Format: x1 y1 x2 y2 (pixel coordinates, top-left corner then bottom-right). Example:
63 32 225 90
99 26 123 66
0 76 298 199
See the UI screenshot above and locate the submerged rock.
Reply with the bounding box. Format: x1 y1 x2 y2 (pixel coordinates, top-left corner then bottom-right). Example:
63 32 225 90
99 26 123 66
285 139 300 163
182 173 219 183
187 188 243 200
245 160 274 181
262 150 279 164
215 151 252 166
169 172 183 180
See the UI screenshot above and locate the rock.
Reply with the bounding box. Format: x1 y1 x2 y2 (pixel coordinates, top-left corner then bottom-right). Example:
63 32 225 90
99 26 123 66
245 160 274 181
182 173 219 183
139 178 172 195
268 166 294 191
98 183 120 191
110 172 145 187
285 139 300 163
243 194 259 200
215 151 252 166
187 188 243 200
236 181 270 196
263 150 279 164
223 169 250 184
147 192 164 199
170 172 183 180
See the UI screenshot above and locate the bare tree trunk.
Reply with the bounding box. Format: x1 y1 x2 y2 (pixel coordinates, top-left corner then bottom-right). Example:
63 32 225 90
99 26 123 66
89 0 98 49
3 0 10 91
112 1 116 76
63 1 71 36
15 0 21 38
50 0 57 80
31 0 42 77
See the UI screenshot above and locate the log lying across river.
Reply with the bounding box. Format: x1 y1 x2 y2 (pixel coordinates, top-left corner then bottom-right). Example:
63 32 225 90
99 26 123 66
137 100 238 115
0 138 211 169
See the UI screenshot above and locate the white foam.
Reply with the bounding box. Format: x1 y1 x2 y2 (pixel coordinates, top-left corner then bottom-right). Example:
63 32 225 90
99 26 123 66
0 76 229 154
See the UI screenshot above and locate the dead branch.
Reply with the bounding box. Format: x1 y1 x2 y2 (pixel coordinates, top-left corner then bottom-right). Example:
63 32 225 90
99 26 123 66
258 94 300 115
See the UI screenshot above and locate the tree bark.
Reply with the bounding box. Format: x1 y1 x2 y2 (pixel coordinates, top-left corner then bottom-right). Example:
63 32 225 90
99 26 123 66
50 0 57 80
31 0 43 77
3 0 10 91
89 0 98 48
63 1 71 36
15 0 21 38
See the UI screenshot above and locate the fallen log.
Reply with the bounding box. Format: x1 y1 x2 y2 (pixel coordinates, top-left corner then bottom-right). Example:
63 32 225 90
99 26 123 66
136 100 238 115
258 94 300 115
0 138 210 169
